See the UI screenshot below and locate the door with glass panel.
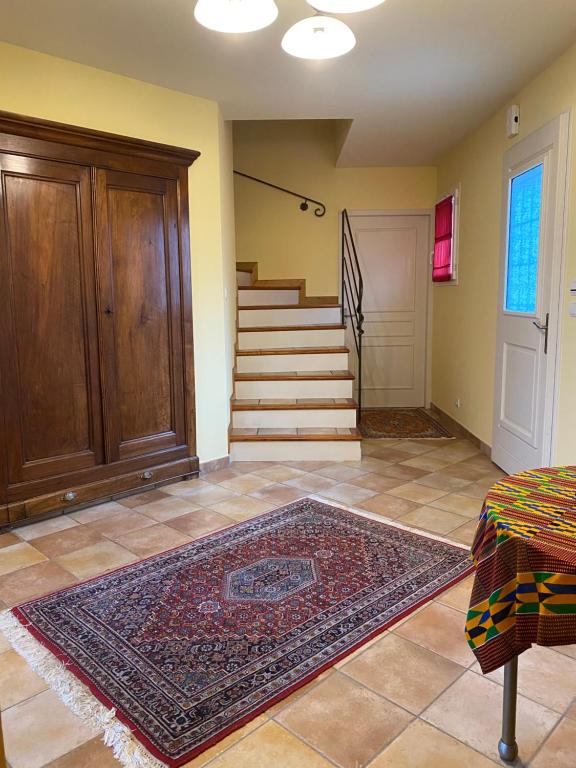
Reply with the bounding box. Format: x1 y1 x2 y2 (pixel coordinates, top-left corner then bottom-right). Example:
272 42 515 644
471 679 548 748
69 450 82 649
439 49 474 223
492 114 569 474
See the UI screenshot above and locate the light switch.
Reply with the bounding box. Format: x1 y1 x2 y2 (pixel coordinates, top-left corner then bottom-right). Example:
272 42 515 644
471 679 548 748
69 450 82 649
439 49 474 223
571 280 576 295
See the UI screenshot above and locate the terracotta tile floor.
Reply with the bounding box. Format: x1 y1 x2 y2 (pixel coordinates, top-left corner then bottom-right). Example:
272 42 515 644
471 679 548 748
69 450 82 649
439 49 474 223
1 437 575 767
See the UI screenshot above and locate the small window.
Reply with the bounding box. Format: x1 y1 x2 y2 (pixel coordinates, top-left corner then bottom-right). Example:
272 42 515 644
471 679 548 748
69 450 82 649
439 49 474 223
433 193 456 283
505 163 543 314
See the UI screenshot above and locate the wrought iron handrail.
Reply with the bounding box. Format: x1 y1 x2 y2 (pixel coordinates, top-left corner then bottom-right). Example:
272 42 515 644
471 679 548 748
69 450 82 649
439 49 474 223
341 209 364 419
233 170 326 217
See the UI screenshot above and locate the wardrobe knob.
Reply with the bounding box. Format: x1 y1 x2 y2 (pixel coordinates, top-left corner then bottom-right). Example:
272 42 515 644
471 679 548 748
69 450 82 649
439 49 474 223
141 470 153 481
63 491 77 502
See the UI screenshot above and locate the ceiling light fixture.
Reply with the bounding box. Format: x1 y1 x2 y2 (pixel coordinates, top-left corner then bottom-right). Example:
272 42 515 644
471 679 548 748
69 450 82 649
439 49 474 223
194 0 279 33
282 15 356 60
306 0 386 11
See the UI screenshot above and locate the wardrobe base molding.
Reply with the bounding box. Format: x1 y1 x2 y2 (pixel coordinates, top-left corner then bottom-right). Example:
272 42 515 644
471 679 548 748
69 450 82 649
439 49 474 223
6 456 199 525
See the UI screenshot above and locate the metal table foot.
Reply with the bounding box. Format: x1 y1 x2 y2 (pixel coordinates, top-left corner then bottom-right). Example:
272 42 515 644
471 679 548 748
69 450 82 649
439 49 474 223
498 656 519 762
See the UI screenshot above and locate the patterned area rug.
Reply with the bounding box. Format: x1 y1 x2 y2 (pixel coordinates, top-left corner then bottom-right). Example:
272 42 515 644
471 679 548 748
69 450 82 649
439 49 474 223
1 499 471 767
360 408 454 439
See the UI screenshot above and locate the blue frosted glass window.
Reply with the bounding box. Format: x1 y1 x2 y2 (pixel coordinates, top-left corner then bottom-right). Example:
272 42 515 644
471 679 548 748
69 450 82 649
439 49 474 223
505 164 543 313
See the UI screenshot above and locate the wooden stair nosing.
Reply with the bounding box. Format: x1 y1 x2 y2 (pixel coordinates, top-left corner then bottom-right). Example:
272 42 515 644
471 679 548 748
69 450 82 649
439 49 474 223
232 399 357 411
239 303 341 311
238 324 346 333
236 346 349 357
230 429 361 443
234 371 354 382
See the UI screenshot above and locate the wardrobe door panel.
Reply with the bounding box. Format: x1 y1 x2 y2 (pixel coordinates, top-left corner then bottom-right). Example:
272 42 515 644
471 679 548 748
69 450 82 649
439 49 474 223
0 154 103 484
95 170 186 461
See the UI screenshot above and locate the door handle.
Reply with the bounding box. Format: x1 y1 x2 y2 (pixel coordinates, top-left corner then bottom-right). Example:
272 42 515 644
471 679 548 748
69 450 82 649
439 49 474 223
532 312 549 355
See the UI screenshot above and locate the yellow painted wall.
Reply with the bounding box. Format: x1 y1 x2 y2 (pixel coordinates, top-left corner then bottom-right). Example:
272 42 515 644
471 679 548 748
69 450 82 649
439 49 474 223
433 41 576 463
234 120 437 296
0 42 236 463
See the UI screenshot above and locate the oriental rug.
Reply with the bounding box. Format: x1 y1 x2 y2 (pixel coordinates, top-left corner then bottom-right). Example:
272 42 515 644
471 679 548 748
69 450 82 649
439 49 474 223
1 499 471 768
359 407 453 439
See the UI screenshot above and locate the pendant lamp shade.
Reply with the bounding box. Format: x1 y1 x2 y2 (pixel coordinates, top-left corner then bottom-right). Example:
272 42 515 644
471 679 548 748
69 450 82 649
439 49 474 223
194 0 279 33
282 15 356 60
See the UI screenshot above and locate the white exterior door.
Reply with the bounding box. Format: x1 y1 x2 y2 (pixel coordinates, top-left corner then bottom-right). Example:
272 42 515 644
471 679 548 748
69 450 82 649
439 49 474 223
492 114 569 474
347 213 430 407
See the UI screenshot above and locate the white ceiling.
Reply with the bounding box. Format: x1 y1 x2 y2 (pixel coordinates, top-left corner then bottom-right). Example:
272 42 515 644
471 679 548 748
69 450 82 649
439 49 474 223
1 0 576 165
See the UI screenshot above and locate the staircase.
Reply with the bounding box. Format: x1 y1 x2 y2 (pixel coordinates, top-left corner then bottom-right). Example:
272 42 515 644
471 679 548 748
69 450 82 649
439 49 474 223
230 262 362 462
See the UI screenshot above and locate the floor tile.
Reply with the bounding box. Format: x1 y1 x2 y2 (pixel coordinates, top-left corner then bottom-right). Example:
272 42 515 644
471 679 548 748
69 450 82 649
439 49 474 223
394 602 476 667
162 478 209 496
182 715 269 768
55 541 138 580
436 575 474 613
199 468 242 484
113 524 191 558
45 736 120 767
482 643 576 713
449 519 478 545
228 461 276 475
368 448 415 464
379 464 429 481
166 509 232 538
248 484 306 505
85 510 156 540
553 644 576 660
367 719 497 768
283 461 332 472
116 489 169 509
218 473 275 494
348 473 405 493
70 501 128 524
344 457 392 474
206 720 333 768
387 482 448 504
431 493 484 518
315 464 368 482
396 506 470 535
14 516 78 542
0 533 20 550
319 482 379 505
342 633 464 714
209 495 276 521
400 456 452 472
31 526 105 559
0 561 77 606
2 689 101 768
252 465 306 482
414 472 473 492
422 671 559 763
176 484 239 507
284 474 336 493
357 494 420 519
133 496 203 522
276 673 413 768
531 717 576 768
0 542 47 577
0 650 47 709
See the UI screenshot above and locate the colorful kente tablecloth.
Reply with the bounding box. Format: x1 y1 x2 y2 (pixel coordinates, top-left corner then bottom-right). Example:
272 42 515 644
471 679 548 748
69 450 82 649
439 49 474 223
465 466 576 673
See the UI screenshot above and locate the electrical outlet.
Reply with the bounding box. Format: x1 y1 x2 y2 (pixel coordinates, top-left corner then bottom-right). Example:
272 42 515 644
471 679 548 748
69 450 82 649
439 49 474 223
455 398 462 409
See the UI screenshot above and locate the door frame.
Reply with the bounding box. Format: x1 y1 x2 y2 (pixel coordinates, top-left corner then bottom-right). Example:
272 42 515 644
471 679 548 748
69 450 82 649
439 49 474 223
340 209 434 408
493 111 570 470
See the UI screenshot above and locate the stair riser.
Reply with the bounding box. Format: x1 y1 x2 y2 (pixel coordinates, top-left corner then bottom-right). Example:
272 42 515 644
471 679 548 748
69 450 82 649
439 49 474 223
238 289 300 306
236 270 253 286
235 379 353 399
236 352 348 374
238 328 346 350
233 409 357 429
239 307 341 328
231 441 361 462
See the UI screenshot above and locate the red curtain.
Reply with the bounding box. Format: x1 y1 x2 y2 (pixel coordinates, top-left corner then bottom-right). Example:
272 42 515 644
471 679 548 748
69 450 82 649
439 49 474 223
433 196 454 282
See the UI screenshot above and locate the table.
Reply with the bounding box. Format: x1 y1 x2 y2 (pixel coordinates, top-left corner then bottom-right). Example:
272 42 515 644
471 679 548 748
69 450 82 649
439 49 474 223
465 466 576 761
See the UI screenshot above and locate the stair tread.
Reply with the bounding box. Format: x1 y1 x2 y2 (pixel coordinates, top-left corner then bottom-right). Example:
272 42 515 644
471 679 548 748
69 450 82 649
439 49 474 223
234 370 354 381
236 346 349 356
239 324 346 332
230 428 361 442
232 398 357 410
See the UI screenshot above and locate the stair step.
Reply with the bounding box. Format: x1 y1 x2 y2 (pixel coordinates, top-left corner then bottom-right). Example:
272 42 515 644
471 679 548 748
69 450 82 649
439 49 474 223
230 431 362 462
238 326 346 351
234 371 354 381
238 306 341 329
236 348 349 374
230 428 361 441
232 398 357 409
232 399 357 429
238 289 301 307
237 346 349 356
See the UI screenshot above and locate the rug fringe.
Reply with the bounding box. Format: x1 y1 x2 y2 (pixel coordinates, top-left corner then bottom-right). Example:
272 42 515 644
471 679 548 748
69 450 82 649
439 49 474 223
0 609 167 768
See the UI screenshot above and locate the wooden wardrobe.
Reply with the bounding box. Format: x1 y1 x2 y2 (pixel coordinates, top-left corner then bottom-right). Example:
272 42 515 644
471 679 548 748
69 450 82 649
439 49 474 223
0 112 200 526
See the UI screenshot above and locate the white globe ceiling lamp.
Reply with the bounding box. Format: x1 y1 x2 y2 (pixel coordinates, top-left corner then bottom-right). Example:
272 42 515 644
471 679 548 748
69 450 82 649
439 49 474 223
306 0 386 11
194 0 278 33
282 15 356 60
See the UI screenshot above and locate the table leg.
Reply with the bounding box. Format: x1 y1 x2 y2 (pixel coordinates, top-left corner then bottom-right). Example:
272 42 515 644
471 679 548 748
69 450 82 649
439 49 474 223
498 656 519 762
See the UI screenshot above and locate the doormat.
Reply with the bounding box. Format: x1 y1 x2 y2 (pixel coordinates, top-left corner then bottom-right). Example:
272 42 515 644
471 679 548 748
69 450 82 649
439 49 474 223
359 408 454 439
0 499 471 767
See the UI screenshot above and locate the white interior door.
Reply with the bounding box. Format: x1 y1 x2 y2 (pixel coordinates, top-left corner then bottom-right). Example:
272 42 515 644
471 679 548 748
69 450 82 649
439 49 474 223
347 213 430 407
492 114 569 474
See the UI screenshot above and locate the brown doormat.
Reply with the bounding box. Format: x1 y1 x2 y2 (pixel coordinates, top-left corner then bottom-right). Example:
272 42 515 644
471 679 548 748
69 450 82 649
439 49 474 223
359 408 454 439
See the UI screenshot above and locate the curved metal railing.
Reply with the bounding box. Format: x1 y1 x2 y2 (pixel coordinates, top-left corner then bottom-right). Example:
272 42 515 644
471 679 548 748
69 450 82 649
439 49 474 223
233 170 326 217
341 209 364 419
